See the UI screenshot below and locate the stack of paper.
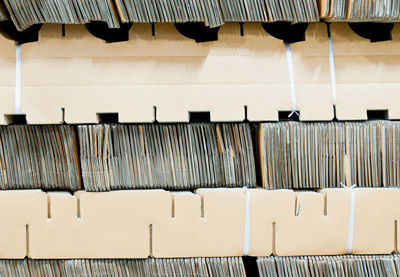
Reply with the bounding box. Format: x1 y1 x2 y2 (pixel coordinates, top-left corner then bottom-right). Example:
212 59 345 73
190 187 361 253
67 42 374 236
78 123 256 191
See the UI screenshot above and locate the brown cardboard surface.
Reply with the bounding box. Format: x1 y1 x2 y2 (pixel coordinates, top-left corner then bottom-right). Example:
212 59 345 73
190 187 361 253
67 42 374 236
352 188 400 254
17 23 332 123
0 35 16 124
0 188 396 258
153 189 246 257
249 189 351 256
30 190 171 258
332 23 400 120
0 190 47 258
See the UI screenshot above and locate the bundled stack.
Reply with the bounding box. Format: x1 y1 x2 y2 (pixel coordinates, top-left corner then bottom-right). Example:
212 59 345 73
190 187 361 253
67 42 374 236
0 125 81 190
115 0 225 28
257 255 400 276
259 122 347 189
2 0 119 31
258 121 400 189
78 123 256 191
218 0 319 23
116 0 319 27
0 257 245 277
0 0 320 31
320 0 400 21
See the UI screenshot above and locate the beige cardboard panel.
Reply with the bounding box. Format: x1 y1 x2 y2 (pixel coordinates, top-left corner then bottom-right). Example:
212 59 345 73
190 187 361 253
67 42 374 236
0 57 17 87
30 190 171 258
335 56 400 83
153 189 247 257
331 23 400 56
21 84 333 123
21 85 295 123
352 188 400 254
296 84 333 120
18 23 332 123
0 87 16 124
0 35 16 123
331 23 400 120
0 188 397 258
21 55 290 86
248 189 294 256
0 190 47 258
291 23 331 84
336 85 400 120
22 24 283 58
275 189 350 256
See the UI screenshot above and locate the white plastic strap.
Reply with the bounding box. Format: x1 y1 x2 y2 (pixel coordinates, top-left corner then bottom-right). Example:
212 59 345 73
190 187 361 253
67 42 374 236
342 183 356 254
243 187 250 256
285 42 298 118
15 43 21 114
328 33 337 106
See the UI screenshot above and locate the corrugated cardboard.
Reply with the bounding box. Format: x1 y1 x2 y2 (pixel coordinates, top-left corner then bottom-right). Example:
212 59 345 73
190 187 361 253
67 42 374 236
0 35 16 124
0 188 396 258
16 23 332 123
153 189 246 257
332 23 400 120
352 188 400 254
249 189 351 256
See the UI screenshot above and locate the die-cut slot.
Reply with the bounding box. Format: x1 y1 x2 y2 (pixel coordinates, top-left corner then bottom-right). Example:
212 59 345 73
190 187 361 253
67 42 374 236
149 224 153 257
394 220 398 254
171 195 175 218
189 111 211 123
294 196 300 216
77 196 81 219
25 224 30 258
97 113 119 124
47 196 51 219
200 193 205 218
61 108 66 124
278 111 300 121
272 222 277 255
5 114 27 125
367 109 388 120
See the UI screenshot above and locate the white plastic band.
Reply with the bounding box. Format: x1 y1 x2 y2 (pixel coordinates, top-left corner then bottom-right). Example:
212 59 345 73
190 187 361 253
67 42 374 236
243 187 250 256
285 42 298 118
15 43 21 114
328 34 337 106
342 183 356 254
